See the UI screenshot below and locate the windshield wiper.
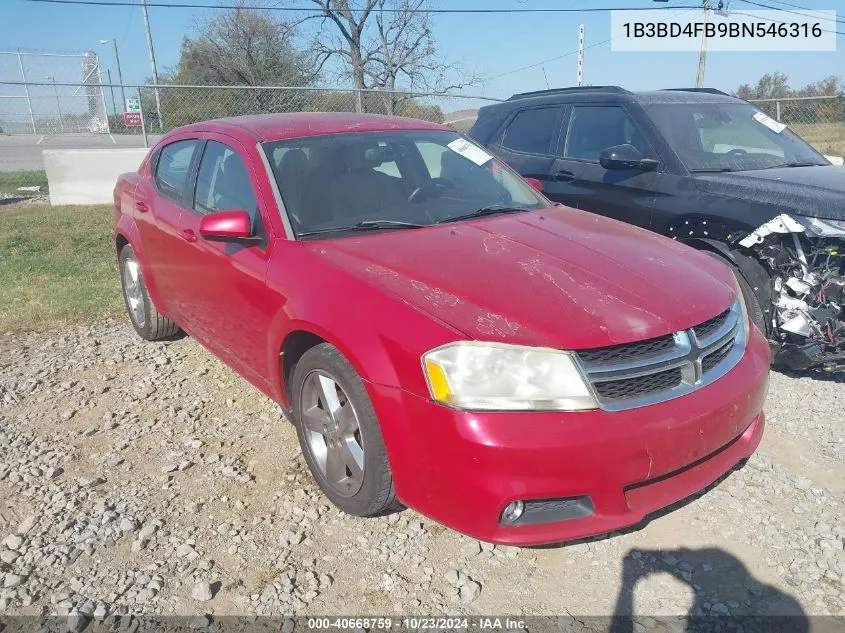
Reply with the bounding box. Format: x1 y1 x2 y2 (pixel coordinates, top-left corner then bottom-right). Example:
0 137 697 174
689 167 737 173
297 220 427 237
761 161 825 169
436 205 528 224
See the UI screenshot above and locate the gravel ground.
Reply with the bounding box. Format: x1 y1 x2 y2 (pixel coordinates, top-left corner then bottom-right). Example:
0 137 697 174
0 192 49 207
0 320 843 623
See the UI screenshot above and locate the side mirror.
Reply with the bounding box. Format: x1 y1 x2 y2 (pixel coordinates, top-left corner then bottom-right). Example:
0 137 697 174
599 144 659 171
524 177 544 192
198 209 260 245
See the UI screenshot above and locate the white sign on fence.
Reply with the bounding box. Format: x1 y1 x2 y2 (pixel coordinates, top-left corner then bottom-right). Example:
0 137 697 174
125 97 141 113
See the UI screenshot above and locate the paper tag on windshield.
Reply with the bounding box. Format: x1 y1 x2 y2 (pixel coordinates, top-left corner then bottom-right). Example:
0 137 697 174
753 111 787 134
447 138 493 166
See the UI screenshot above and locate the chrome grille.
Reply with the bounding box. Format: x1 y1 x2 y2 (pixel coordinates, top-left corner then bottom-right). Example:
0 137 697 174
701 340 734 374
575 300 746 411
593 367 683 402
693 309 731 341
576 334 676 364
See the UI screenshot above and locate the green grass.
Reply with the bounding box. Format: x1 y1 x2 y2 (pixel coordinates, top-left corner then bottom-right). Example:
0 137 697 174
790 121 845 157
0 204 121 331
0 170 49 196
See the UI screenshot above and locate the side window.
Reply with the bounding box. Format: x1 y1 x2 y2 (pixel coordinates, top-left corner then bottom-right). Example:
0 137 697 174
500 107 559 155
155 140 199 202
563 105 652 161
194 141 259 217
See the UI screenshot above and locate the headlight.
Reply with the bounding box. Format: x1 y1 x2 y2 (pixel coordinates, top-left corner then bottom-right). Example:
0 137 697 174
422 342 597 411
792 215 845 238
731 272 751 341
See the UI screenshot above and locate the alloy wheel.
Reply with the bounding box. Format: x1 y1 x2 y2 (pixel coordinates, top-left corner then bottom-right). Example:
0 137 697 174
122 256 146 328
299 370 365 497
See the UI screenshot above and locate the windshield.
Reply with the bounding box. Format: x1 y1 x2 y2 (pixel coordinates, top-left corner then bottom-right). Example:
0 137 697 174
644 102 828 173
263 130 548 238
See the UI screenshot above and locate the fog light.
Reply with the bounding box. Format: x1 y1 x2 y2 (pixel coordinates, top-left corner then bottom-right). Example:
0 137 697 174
501 500 525 524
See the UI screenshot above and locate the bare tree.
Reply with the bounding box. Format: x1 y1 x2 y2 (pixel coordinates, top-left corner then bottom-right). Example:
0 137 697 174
305 0 477 113
308 0 379 112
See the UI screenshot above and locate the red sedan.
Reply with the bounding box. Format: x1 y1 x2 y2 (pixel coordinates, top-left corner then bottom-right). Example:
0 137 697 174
114 113 770 545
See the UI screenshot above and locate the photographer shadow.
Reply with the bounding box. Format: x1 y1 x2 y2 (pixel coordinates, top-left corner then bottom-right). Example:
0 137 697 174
609 547 809 633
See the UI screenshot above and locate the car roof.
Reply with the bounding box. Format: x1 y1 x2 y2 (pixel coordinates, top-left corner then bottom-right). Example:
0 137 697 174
172 112 451 143
481 87 743 113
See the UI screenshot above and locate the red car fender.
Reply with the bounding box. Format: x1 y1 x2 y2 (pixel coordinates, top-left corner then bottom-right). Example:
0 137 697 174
265 312 448 505
262 262 463 409
266 317 372 407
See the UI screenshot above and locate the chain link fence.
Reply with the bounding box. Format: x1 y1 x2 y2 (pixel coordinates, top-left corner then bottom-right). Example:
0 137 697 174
0 80 496 140
0 52 109 135
748 95 845 157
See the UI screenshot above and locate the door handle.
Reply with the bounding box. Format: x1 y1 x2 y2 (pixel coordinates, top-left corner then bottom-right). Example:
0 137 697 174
553 170 575 182
180 228 198 243
135 201 149 213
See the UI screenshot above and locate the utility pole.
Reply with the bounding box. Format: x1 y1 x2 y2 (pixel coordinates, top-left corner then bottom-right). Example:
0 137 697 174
695 0 711 88
106 69 118 119
100 39 126 110
17 51 36 134
47 76 64 133
141 0 163 129
577 24 585 86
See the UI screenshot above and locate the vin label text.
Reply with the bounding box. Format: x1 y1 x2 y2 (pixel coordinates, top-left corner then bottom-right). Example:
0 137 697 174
610 9 836 52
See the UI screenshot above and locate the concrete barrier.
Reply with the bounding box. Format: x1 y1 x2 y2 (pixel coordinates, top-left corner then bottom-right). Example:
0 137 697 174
43 148 148 205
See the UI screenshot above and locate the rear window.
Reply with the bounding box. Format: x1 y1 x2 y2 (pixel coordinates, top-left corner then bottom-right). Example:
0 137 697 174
467 109 509 145
155 140 199 202
501 107 559 155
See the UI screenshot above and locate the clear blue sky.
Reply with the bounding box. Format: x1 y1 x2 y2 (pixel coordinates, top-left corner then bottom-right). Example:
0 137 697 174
4 0 843 109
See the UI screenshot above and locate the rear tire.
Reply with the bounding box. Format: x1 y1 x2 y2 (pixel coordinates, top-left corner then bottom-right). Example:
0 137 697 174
119 245 180 341
290 343 401 517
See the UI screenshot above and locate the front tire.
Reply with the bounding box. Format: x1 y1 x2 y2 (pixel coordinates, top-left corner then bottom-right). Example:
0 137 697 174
119 245 180 341
703 249 770 337
290 343 400 517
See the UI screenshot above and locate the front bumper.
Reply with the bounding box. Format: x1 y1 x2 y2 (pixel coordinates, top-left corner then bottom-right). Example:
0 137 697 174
369 326 770 545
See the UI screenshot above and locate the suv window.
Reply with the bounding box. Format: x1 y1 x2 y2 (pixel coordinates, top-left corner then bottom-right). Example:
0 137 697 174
501 107 559 155
155 140 199 202
563 105 650 161
194 141 258 217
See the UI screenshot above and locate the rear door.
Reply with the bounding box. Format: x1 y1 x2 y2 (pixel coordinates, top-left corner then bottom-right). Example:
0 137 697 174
134 137 202 319
173 135 281 391
550 104 660 227
487 105 565 191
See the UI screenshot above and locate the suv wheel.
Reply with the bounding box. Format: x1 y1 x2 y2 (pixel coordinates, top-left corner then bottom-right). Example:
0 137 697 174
703 250 771 337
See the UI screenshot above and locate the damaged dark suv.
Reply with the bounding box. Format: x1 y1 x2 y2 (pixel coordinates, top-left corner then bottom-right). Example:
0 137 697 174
469 86 845 372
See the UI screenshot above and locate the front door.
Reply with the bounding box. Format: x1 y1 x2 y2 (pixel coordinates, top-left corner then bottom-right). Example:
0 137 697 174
172 136 281 392
550 104 660 228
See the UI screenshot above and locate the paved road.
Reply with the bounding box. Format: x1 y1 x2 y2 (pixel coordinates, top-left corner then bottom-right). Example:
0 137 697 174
0 134 161 171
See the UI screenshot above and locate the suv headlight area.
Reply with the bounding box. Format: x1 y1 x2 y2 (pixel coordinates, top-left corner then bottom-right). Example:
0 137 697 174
422 341 597 411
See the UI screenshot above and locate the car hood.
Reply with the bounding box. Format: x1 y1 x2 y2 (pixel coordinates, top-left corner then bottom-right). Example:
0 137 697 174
304 207 735 350
693 165 845 221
